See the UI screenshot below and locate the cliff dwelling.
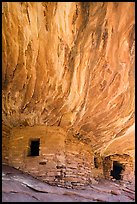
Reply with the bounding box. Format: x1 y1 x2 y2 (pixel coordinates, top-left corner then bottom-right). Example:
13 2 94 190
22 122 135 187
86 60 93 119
102 154 134 181
2 2 135 202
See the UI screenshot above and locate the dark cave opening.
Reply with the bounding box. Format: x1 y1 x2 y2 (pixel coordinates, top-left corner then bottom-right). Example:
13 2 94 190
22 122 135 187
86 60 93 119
28 139 40 156
110 161 124 180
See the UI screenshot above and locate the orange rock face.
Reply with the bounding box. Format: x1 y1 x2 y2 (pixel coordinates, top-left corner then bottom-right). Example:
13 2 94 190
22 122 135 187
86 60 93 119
2 2 135 162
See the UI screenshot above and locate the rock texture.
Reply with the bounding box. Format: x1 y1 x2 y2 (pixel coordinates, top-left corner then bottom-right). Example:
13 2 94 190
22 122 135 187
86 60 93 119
2 2 135 184
2 125 95 189
2 165 135 202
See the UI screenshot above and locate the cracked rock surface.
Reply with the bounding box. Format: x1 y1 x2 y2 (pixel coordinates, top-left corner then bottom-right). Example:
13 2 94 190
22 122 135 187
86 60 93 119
2 165 135 202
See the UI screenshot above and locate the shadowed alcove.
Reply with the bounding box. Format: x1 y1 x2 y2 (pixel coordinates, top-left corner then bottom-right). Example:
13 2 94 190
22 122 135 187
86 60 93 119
110 161 125 180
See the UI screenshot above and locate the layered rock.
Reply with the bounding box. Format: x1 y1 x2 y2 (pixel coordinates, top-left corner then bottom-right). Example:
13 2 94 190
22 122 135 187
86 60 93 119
2 2 135 183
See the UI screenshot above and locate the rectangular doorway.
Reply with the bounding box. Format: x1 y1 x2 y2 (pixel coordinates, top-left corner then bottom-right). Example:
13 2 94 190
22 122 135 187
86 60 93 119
110 161 125 180
28 139 40 156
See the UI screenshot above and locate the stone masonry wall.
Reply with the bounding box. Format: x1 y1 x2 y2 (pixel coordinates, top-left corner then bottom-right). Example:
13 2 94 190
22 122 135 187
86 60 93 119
103 154 134 182
65 134 94 188
103 156 113 179
2 124 11 164
110 154 134 182
2 125 94 189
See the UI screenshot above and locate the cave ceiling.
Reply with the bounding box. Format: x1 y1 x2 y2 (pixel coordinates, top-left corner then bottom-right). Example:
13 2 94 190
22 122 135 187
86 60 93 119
2 2 135 157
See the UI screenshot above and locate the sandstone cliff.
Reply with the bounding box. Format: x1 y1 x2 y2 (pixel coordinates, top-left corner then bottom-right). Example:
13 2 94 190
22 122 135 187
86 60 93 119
2 2 135 159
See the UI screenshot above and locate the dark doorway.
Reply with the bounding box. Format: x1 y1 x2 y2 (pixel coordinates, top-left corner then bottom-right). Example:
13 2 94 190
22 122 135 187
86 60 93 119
94 157 99 168
28 139 40 156
110 161 124 180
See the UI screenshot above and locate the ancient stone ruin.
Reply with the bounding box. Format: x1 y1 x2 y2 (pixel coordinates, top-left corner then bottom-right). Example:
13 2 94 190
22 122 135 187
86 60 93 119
2 2 135 193
2 124 134 189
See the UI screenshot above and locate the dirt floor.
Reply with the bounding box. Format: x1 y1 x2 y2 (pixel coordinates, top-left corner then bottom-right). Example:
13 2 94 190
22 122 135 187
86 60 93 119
2 165 135 202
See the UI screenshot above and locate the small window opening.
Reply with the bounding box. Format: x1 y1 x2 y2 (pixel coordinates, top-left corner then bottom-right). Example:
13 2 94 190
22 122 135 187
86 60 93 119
28 139 40 156
94 157 99 168
110 161 124 180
